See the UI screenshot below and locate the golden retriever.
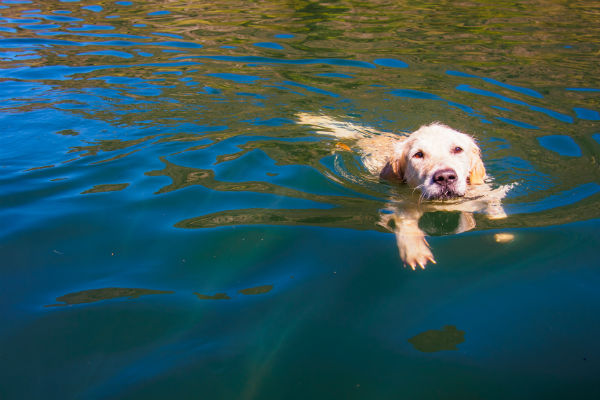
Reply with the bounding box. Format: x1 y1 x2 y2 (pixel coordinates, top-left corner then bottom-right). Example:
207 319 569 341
297 113 512 269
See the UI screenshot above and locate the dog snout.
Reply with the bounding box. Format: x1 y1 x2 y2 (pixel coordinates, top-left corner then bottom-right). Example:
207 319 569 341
432 168 457 186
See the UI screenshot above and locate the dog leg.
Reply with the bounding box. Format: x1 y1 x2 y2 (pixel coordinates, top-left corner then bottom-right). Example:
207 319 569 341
485 184 515 242
455 212 476 234
380 208 435 269
484 184 513 220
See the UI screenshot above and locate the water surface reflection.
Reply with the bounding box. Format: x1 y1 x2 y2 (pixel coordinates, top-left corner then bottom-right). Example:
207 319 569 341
1 0 599 399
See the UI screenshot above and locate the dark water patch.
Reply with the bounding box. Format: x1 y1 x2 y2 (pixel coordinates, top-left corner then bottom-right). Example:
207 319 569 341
175 207 378 230
46 287 174 307
81 183 129 194
194 292 231 300
408 325 466 353
24 164 54 171
238 284 273 295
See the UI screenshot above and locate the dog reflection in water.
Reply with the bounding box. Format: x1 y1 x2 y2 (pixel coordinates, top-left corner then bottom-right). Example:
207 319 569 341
297 113 513 269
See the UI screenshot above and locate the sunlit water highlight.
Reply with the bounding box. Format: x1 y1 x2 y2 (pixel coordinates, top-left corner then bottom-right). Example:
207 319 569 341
1 1 599 398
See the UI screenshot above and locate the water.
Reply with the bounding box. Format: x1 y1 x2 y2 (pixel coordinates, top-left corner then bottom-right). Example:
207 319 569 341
1 1 599 398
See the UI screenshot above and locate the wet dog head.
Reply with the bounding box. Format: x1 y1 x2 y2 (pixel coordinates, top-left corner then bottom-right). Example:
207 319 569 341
391 123 485 200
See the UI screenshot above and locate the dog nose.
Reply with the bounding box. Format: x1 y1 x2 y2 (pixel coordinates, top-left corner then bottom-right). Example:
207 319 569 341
433 168 457 186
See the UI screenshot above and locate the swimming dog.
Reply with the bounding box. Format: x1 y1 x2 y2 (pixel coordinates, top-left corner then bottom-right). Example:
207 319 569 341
297 113 511 269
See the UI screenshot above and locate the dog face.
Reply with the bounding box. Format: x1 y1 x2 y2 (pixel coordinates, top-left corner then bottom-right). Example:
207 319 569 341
392 123 485 200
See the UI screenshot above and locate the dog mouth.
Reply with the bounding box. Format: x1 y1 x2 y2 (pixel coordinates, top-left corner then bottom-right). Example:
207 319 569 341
427 190 461 201
436 192 460 200
422 183 464 201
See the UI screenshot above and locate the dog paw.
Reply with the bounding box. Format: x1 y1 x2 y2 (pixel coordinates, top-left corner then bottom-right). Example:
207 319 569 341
399 238 436 270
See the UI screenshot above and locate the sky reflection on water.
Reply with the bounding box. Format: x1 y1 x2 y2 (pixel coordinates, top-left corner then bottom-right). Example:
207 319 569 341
1 1 600 399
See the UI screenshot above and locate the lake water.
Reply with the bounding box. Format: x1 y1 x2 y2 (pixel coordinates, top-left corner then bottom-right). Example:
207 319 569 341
1 0 600 398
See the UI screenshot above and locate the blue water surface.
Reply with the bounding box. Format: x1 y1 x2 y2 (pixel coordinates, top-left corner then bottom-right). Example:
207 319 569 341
1 1 600 399
537 135 582 157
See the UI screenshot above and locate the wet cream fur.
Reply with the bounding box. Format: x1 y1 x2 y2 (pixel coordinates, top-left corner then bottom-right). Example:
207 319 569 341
383 123 486 199
297 113 512 269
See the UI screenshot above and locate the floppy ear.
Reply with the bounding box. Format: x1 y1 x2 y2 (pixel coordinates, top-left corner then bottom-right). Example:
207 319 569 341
388 139 411 180
391 154 406 179
380 155 404 180
468 146 486 185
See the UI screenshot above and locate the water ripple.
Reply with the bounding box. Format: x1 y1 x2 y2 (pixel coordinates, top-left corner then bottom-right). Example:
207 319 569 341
1 2 600 396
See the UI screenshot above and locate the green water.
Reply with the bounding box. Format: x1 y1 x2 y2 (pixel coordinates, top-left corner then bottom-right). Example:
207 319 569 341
1 1 599 398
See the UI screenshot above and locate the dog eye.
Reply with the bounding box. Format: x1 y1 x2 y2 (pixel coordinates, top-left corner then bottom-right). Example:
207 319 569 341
413 151 424 159
453 146 463 154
